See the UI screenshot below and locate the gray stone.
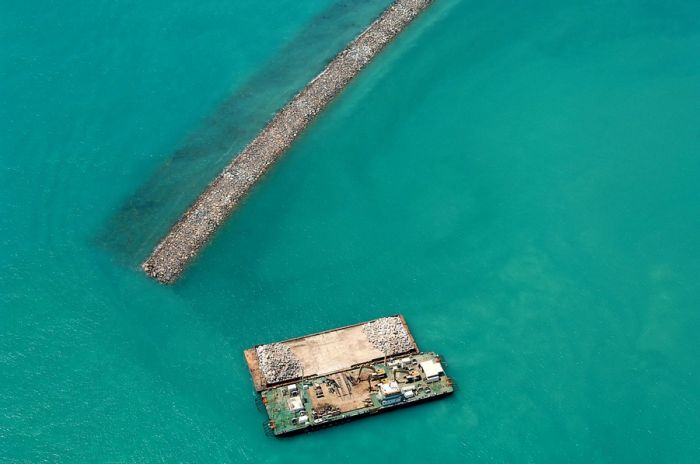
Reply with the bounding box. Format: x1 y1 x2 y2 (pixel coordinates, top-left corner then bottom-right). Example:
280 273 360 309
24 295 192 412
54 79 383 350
142 0 433 284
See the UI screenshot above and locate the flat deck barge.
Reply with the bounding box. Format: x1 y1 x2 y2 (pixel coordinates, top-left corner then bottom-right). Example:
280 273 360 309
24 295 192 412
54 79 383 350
244 315 453 436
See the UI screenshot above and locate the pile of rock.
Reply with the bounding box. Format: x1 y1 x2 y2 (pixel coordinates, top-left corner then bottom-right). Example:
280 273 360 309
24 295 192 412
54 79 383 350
142 0 433 284
256 343 303 384
362 316 414 356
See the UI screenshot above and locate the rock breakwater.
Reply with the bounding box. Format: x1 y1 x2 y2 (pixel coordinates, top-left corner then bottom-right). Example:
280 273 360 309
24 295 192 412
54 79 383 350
142 0 432 283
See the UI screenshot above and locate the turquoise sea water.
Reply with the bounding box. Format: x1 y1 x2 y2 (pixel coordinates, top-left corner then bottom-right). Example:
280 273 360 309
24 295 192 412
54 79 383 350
2 0 699 462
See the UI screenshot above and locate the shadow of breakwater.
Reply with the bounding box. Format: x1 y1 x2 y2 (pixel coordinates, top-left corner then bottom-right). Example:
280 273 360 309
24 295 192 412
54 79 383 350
95 0 392 267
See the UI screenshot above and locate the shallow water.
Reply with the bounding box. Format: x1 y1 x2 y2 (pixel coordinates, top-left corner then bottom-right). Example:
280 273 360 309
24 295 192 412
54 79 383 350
95 0 393 266
2 0 699 462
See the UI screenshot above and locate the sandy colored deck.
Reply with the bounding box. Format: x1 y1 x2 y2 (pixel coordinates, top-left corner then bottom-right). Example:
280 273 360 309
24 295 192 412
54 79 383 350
245 315 418 391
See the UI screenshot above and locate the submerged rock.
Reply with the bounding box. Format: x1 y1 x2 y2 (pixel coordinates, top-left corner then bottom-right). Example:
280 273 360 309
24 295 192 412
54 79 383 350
142 0 433 284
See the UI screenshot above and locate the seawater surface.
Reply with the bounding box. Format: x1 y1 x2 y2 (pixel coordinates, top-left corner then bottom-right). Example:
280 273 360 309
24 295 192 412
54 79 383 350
2 0 699 462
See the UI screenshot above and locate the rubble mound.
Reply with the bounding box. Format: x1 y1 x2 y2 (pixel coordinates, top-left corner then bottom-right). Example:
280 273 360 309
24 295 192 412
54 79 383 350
362 316 414 356
256 343 303 384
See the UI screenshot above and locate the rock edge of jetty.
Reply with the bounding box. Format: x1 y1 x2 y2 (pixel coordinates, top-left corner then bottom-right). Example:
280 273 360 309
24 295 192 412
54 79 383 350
142 0 433 284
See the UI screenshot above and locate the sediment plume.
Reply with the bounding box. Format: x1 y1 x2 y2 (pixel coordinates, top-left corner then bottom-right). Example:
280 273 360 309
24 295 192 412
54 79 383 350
142 0 432 283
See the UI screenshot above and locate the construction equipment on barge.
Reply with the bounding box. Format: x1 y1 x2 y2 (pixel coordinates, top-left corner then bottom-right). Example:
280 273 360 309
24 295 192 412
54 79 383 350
244 315 454 436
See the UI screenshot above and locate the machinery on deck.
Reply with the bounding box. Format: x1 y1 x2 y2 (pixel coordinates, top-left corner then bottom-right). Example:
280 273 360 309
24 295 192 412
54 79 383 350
244 316 454 436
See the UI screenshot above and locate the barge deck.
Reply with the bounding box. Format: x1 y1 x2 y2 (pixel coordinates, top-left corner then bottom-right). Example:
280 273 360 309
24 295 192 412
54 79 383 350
244 315 453 436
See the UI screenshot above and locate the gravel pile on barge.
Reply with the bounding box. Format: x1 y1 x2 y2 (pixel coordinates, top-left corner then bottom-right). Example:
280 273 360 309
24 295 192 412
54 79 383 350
362 316 414 356
142 0 433 284
256 343 303 384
